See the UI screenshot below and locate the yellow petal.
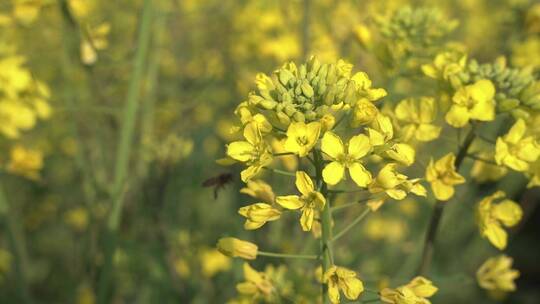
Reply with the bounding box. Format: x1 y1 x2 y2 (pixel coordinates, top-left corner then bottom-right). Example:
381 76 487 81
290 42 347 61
484 223 508 250
445 105 470 128
323 161 345 185
349 162 372 187
431 180 455 201
276 195 304 210
227 141 253 162
348 134 371 160
296 171 314 196
300 207 315 231
492 200 523 227
321 131 344 159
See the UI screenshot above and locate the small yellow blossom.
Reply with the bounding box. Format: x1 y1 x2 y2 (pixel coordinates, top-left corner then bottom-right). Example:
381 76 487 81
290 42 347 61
236 263 274 299
321 131 372 187
476 191 523 250
351 99 379 127
369 163 426 201
227 123 273 182
445 80 496 128
64 207 89 232
395 97 441 142
495 119 540 172
323 265 364 304
354 24 372 49
284 121 321 157
351 72 387 102
385 143 416 166
367 115 394 146
320 114 336 132
421 51 467 85
238 203 281 230
7 145 43 180
276 171 325 231
477 255 519 293
13 0 44 25
81 23 111 65
425 153 465 201
200 249 231 278
217 237 258 260
381 276 438 304
240 179 275 203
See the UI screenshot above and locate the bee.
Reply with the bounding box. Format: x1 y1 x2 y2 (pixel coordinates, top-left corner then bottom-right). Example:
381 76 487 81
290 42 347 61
202 172 233 199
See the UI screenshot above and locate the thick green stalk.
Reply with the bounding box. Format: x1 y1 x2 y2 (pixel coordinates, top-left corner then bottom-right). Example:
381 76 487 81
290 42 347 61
0 181 33 304
417 128 476 275
97 1 153 302
314 150 332 304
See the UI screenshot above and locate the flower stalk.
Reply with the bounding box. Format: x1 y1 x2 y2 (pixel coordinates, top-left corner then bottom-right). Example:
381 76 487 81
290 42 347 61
417 127 476 275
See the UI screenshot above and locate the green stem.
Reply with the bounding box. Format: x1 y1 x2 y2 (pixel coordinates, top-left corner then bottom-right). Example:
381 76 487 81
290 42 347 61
465 154 497 165
331 208 371 242
314 150 333 304
330 199 369 212
0 181 33 304
97 1 153 302
264 167 298 177
258 251 319 260
417 127 476 275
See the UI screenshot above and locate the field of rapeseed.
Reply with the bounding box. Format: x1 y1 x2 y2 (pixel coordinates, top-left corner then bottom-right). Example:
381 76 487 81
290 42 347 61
1 0 540 303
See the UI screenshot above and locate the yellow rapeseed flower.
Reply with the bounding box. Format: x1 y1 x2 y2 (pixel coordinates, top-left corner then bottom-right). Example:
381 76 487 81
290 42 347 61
217 237 258 260
476 191 522 250
323 265 364 304
240 179 275 203
351 98 379 127
380 276 438 304
445 80 496 128
200 249 231 278
495 118 540 172
226 123 273 182
7 145 43 180
425 153 465 201
284 121 321 157
395 97 441 142
321 131 372 187
238 203 281 230
368 163 426 207
236 263 274 299
276 171 325 231
477 255 519 293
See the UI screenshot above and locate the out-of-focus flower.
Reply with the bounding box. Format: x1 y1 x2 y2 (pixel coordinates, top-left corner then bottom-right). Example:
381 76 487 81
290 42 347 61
13 0 44 25
321 131 372 186
476 191 522 250
7 145 43 180
495 119 540 172
471 152 508 183
323 265 364 304
276 171 325 231
270 138 298 171
173 258 190 278
217 237 258 260
81 23 111 65
76 283 96 304
425 153 465 201
477 255 519 293
200 249 231 278
394 97 441 142
64 207 89 232
380 276 438 304
236 263 274 299
445 80 496 128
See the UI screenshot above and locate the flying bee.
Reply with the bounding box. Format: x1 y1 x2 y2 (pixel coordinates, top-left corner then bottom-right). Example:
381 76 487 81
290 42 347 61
202 172 233 199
